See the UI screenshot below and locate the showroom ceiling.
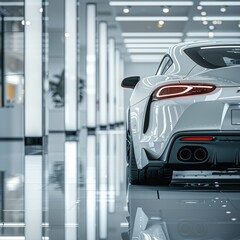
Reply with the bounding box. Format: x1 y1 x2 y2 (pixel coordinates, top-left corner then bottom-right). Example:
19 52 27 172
1 0 240 63
94 0 240 62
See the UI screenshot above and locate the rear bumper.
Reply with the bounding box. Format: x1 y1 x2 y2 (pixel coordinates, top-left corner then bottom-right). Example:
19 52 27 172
144 131 240 171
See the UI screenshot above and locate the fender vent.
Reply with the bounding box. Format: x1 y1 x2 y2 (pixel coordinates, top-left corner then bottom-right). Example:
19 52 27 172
143 98 152 134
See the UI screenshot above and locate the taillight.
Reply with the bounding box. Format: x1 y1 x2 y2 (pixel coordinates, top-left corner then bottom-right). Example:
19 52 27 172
152 84 216 100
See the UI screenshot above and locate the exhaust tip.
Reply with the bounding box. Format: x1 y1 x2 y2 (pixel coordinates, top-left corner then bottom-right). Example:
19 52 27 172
178 146 208 162
179 148 192 161
194 148 208 161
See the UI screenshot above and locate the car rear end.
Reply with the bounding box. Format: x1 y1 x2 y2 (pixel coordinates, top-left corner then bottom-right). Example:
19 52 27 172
163 44 240 171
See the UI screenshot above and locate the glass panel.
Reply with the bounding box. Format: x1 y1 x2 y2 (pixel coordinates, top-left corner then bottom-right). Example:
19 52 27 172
48 0 65 110
185 45 240 69
156 55 169 75
0 5 24 107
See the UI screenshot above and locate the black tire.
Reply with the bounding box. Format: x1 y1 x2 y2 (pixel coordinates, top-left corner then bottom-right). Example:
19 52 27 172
127 132 173 185
129 139 145 184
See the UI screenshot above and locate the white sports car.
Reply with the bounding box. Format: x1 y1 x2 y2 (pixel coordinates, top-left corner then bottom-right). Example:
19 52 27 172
122 42 240 185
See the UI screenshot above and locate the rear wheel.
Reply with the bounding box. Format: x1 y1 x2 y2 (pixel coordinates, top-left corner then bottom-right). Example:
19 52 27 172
127 131 173 185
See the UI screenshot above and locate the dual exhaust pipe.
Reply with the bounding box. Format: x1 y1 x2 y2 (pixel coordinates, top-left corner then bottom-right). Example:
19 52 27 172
178 146 208 162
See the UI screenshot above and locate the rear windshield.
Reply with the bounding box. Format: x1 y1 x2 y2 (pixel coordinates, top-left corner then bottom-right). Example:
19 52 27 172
184 45 240 69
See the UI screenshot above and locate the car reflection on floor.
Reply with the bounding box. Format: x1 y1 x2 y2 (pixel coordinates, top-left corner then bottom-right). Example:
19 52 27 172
126 175 240 240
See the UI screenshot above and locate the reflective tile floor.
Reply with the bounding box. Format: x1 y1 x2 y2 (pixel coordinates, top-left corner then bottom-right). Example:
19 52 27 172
0 128 240 239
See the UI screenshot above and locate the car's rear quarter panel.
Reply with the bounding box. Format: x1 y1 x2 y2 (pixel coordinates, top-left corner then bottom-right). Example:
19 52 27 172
131 87 240 169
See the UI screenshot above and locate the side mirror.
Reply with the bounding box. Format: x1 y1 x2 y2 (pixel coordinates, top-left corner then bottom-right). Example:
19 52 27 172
121 76 140 89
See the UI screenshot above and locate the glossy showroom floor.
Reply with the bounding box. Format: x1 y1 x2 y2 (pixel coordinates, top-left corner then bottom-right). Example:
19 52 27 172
0 128 240 239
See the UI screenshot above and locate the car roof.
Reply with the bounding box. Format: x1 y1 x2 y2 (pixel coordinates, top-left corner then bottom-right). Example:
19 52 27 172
162 41 240 76
169 41 240 53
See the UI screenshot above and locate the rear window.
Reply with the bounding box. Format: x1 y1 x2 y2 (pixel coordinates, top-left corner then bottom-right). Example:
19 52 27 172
184 45 240 69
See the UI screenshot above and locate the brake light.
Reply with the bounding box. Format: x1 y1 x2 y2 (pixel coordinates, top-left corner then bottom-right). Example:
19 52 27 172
153 84 216 100
181 137 214 141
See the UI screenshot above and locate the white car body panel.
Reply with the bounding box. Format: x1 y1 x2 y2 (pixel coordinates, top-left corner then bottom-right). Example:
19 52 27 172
128 42 240 169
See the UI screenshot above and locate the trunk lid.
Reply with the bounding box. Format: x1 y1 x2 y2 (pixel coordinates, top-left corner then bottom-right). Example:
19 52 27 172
182 65 240 86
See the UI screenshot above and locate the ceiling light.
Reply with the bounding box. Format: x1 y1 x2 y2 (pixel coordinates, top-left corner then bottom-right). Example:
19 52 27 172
201 11 207 16
208 32 215 38
220 7 226 12
158 20 165 25
193 16 240 21
65 32 70 38
197 5 203 10
128 49 169 53
200 1 240 6
110 1 194 6
157 23 164 28
185 37 240 42
187 32 240 37
238 23 240 28
115 16 189 21
131 55 164 59
0 237 26 240
122 32 183 37
212 20 222 25
202 20 208 25
209 25 214 30
123 7 130 13
126 43 174 48
124 38 182 43
162 7 170 13
131 59 163 63
0 2 24 6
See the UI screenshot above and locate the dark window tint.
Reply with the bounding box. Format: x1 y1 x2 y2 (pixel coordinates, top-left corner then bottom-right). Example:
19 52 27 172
162 57 173 75
156 55 173 75
185 45 240 69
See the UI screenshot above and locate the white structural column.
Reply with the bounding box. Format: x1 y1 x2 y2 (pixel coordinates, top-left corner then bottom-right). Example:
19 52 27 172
115 129 121 197
65 141 78 240
99 134 108 239
115 50 121 124
65 1 78 237
87 135 97 240
108 132 116 213
99 22 108 127
25 0 43 137
108 38 115 126
25 155 42 240
120 58 125 123
86 4 97 128
65 0 77 131
24 1 43 239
